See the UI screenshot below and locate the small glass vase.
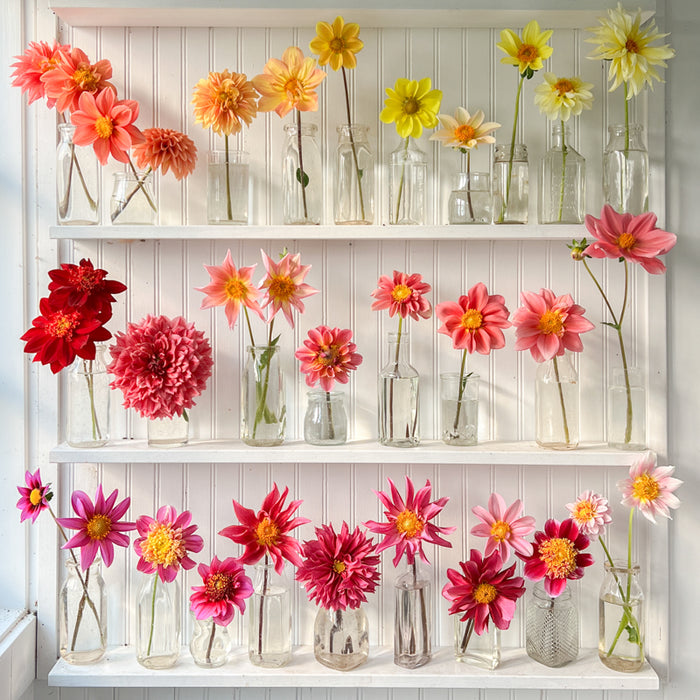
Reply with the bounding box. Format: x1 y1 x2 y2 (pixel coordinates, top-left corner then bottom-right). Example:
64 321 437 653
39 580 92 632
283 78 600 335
241 344 285 447
538 123 586 224
207 150 249 224
608 367 646 450
493 143 528 224
59 558 106 664
389 137 426 225
56 123 99 225
603 123 648 215
535 354 579 450
303 390 348 446
313 606 369 671
66 344 110 448
453 617 501 670
335 124 374 225
448 171 491 224
394 558 431 668
378 332 419 448
190 615 233 669
598 561 645 672
248 560 292 668
526 580 578 667
283 122 322 225
147 413 189 448
136 574 180 669
440 371 479 446
110 170 157 224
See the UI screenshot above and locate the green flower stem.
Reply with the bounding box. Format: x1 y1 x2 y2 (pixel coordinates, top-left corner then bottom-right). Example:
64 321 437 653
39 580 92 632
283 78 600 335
325 390 336 441
205 619 216 664
388 316 403 441
466 150 475 220
558 119 567 222
224 134 233 221
257 554 269 657
146 573 158 657
499 74 525 223
341 66 366 221
452 348 468 434
295 109 309 220
83 359 102 441
252 320 276 440
111 158 158 222
58 143 98 219
394 137 410 223
243 307 256 347
552 355 571 445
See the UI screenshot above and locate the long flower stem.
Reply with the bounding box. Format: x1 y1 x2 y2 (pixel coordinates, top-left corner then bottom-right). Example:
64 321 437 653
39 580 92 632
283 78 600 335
387 316 403 441
452 348 468 434
466 150 474 221
341 67 366 221
252 320 276 439
257 555 270 657
620 81 629 209
552 355 571 445
205 619 216 664
325 390 336 441
295 110 309 220
243 307 256 347
459 617 474 654
83 360 102 441
498 74 525 223
224 134 233 221
411 561 429 658
394 137 410 223
558 119 568 222
70 568 90 652
59 143 98 219
146 573 158 657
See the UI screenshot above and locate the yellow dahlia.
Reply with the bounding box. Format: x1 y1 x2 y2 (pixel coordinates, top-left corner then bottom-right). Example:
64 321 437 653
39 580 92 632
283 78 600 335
497 20 553 78
380 77 442 139
430 107 500 151
310 16 363 71
534 73 594 121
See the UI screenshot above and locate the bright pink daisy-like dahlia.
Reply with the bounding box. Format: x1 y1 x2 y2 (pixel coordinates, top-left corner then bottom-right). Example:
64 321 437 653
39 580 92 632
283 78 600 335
442 549 526 635
518 518 594 597
17 469 53 523
134 505 204 583
364 476 455 567
295 326 363 391
618 451 682 523
583 205 677 275
57 485 136 570
48 258 126 315
436 282 511 354
512 288 595 363
371 270 432 321
565 490 613 539
190 556 254 626
219 484 310 575
471 492 536 561
296 522 381 611
11 40 70 107
108 314 213 420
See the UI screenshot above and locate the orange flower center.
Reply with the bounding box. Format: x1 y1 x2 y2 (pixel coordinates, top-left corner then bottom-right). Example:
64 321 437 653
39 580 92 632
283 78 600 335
517 44 539 63
224 277 249 301
490 520 511 542
47 311 80 339
29 488 43 506
625 38 640 54
94 116 114 139
539 537 577 579
268 275 296 303
205 572 234 602
617 232 636 250
538 309 564 336
255 517 280 547
632 473 660 502
86 514 112 540
395 509 424 538
403 97 419 115
391 284 412 303
461 308 483 331
284 77 304 102
318 344 340 366
329 38 345 52
332 560 346 574
217 81 241 110
572 500 596 522
554 79 575 96
72 65 99 91
473 582 498 605
40 56 60 74
141 523 185 567
454 124 476 145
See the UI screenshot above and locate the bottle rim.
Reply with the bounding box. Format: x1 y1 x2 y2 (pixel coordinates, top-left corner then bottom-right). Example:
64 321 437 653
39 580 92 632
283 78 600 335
284 123 318 135
532 579 572 602
604 560 640 573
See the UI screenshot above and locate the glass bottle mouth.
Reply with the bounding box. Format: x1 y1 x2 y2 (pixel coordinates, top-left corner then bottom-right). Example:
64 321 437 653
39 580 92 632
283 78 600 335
284 123 318 136
604 560 640 574
494 143 528 160
532 579 572 602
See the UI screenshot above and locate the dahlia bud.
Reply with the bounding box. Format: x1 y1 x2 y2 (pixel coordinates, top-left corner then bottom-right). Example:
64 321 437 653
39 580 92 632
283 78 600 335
568 238 588 261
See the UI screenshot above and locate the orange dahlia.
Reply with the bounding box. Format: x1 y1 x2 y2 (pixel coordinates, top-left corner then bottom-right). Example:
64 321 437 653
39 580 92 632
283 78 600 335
133 127 197 180
191 70 259 136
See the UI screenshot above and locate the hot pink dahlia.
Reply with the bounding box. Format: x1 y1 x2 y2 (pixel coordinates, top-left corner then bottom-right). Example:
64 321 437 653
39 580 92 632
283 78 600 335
48 258 126 315
190 556 254 625
295 326 363 391
371 270 432 321
471 492 536 561
565 490 613 539
108 314 213 420
11 40 70 107
16 469 53 523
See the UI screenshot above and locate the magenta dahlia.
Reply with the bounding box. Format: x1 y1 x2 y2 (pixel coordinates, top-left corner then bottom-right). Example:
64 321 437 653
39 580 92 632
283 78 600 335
190 556 253 625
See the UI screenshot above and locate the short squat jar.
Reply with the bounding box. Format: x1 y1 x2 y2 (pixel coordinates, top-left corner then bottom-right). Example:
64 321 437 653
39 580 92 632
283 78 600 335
448 172 491 224
440 372 479 446
207 150 249 224
190 615 233 668
304 390 348 445
335 124 374 225
453 616 500 670
314 606 369 671
526 581 578 667
110 170 157 225
147 412 190 448
493 144 528 224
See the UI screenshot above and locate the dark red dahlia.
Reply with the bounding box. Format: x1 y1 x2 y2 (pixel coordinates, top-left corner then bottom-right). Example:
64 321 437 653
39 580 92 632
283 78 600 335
48 258 126 314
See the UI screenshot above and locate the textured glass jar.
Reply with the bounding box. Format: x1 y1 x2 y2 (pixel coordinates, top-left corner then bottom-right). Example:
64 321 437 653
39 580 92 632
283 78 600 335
603 124 648 215
535 354 579 450
394 558 431 668
538 124 586 224
378 332 419 447
448 171 491 224
335 124 374 225
241 344 285 447
207 150 249 224
389 137 426 225
283 123 322 225
59 558 106 664
110 170 157 224
493 144 528 224
453 616 501 670
189 615 233 668
136 575 180 669
313 606 369 671
147 413 189 448
599 561 645 672
440 372 479 446
56 123 99 225
608 367 646 450
303 390 348 446
526 581 578 667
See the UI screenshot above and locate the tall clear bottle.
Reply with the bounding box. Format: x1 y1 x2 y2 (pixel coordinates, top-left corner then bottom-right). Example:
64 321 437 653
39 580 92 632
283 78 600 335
493 143 528 224
56 123 99 225
136 575 180 669
394 558 431 668
282 123 322 225
335 124 374 225
389 137 426 225
535 353 579 449
603 124 648 215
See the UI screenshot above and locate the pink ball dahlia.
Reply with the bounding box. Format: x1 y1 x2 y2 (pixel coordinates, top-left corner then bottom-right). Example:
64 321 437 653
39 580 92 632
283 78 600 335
295 325 363 391
190 556 254 626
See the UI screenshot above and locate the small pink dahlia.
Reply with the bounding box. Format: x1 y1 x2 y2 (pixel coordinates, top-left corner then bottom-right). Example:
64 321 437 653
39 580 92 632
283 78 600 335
16 468 53 523
371 270 432 321
565 490 613 539
190 556 253 625
471 492 536 561
295 325 363 391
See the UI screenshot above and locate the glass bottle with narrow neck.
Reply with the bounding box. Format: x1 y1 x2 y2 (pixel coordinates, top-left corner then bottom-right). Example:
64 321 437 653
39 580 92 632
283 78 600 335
335 124 374 225
282 123 322 225
56 122 99 225
603 123 648 215
389 137 426 225
394 558 431 668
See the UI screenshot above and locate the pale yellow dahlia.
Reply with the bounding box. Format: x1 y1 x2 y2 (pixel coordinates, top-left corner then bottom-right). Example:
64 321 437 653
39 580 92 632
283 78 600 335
534 73 594 121
497 20 553 78
380 77 442 139
430 107 500 151
310 16 363 71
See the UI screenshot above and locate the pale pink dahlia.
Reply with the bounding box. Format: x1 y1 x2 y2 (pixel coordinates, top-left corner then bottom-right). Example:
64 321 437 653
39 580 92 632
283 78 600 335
295 326 363 391
471 493 536 561
565 490 612 539
16 469 53 523
190 556 253 625
371 270 432 321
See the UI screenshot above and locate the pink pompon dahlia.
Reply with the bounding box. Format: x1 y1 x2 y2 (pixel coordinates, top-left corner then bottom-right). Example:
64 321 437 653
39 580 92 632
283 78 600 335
48 258 127 315
584 205 677 275
565 490 613 539
134 505 204 583
518 518 594 597
11 40 71 107
436 282 511 354
471 493 536 561
371 270 432 322
364 476 455 567
442 549 526 635
132 127 198 180
57 485 136 570
618 451 682 523
17 469 53 523
295 326 363 391
190 556 254 626
219 484 310 574
296 522 381 610
108 314 213 420
512 288 595 363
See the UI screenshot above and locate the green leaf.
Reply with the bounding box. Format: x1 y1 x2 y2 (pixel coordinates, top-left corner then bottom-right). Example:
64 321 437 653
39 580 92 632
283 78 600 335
626 625 640 644
296 168 309 188
601 321 621 331
357 168 364 181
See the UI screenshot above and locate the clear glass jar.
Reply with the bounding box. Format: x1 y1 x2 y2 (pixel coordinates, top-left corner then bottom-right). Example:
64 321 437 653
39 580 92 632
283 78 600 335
394 558 431 668
282 122 322 225
147 412 189 448
603 123 648 215
136 575 180 669
241 344 285 447
313 606 369 671
110 170 157 225
493 143 528 224
303 390 348 446
440 372 479 446
453 616 501 670
335 124 374 225
189 614 233 668
389 137 426 225
538 123 586 224
378 332 419 447
56 123 99 225
608 367 646 450
66 344 110 448
535 354 579 450
59 557 106 664
448 171 491 224
207 149 249 224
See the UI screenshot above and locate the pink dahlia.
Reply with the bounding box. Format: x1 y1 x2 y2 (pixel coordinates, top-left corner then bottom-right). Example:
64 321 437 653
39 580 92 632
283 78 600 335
471 492 536 561
190 556 254 625
584 205 677 275
371 270 432 321
17 469 53 524
364 476 455 567
11 40 70 107
618 451 682 523
48 258 126 315
296 522 381 610
295 326 363 391
565 490 613 539
108 314 213 420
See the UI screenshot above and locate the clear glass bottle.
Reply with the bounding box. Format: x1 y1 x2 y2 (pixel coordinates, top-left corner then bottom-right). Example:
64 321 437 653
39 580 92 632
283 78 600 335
136 575 180 669
389 137 426 225
378 332 419 447
448 171 491 224
535 354 579 450
189 615 233 668
241 345 285 447
147 412 189 448
608 367 646 450
303 390 348 446
394 558 431 668
603 123 648 215
538 123 586 224
56 123 99 225
110 170 157 225
440 372 479 446
313 606 369 671
335 124 374 225
59 557 106 664
453 616 501 670
207 150 249 224
493 143 528 224
598 561 645 672
282 122 322 225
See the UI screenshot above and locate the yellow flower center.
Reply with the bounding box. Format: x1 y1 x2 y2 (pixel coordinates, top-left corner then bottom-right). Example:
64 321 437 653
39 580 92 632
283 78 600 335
572 500 596 522
554 79 575 96
538 309 564 336
268 275 296 302
403 97 419 115
625 38 640 54
318 344 340 366
255 517 280 547
539 537 577 579
217 81 241 110
141 523 186 567
517 44 539 64
205 572 234 602
47 311 80 339
454 124 476 145
29 488 43 506
332 560 346 574
94 116 114 139
473 582 498 605
86 514 112 541
395 509 424 538
329 38 344 52
72 65 99 91
284 78 304 101
617 232 636 250
490 520 511 542
632 473 660 502
461 308 483 331
224 278 248 301
391 284 412 302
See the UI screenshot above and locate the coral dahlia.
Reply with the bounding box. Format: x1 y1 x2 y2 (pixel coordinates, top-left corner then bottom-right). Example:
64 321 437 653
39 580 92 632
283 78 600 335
295 326 363 391
132 127 198 180
11 40 70 107
190 556 254 625
371 270 432 322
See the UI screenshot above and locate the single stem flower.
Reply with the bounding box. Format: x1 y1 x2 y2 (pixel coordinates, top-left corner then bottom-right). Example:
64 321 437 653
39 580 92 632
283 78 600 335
16 469 53 523
565 491 613 539
11 40 71 107
470 493 536 561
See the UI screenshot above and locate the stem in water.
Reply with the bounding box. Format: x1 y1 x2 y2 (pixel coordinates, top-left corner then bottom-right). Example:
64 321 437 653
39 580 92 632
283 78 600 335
341 67 366 221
